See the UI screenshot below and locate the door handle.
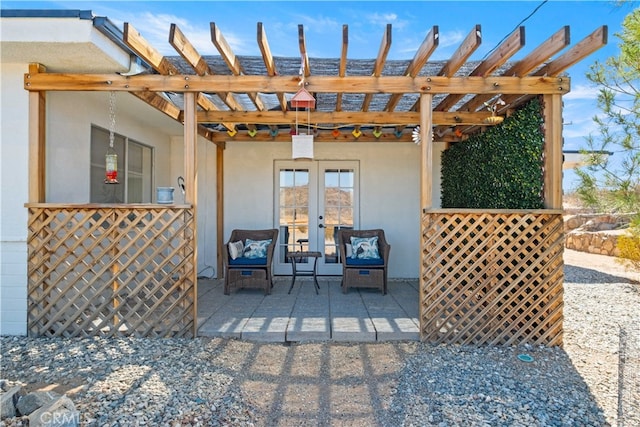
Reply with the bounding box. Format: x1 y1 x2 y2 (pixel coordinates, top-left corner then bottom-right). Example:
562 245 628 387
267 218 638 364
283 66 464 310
318 224 324 228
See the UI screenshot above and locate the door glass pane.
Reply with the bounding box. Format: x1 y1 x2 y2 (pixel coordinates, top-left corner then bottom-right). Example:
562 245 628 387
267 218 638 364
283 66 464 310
278 168 309 263
324 168 354 264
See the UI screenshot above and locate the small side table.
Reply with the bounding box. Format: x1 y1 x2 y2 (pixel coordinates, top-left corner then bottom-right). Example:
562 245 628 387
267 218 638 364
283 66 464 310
287 251 321 294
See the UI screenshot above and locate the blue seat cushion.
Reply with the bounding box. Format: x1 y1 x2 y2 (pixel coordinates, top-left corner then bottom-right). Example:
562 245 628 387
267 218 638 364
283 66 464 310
229 257 267 266
346 258 384 266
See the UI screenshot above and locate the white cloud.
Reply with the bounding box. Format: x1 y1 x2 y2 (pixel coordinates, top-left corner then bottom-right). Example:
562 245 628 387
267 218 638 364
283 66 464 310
365 12 407 29
563 83 600 101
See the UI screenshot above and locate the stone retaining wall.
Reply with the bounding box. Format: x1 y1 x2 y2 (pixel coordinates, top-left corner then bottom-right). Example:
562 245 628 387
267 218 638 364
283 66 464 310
564 214 632 257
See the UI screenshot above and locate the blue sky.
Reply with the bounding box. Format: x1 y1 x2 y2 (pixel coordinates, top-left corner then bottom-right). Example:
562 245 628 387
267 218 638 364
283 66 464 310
3 0 636 189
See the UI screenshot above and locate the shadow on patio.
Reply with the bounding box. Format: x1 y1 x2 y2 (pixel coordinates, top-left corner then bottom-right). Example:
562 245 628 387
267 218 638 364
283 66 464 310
197 278 420 342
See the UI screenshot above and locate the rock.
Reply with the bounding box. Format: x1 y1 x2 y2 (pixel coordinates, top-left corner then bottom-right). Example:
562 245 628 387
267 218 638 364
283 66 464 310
29 395 78 427
1 385 25 419
17 390 61 416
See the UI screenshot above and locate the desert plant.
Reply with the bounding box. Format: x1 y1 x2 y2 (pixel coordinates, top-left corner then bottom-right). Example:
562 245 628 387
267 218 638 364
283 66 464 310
616 214 640 271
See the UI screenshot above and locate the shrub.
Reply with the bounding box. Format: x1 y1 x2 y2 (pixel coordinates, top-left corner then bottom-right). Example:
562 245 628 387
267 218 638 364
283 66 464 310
616 214 640 271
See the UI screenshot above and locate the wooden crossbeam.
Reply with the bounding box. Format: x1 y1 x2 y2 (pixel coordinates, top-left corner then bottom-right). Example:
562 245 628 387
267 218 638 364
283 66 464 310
24 74 570 95
197 110 494 126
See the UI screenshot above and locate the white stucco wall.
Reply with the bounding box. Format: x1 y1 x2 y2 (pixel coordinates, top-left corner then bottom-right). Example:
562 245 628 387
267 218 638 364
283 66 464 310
170 136 219 279
223 140 443 278
46 92 175 201
1 63 30 335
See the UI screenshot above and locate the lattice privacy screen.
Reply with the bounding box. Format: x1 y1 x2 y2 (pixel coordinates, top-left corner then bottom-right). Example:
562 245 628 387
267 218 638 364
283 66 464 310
421 211 564 346
27 205 196 338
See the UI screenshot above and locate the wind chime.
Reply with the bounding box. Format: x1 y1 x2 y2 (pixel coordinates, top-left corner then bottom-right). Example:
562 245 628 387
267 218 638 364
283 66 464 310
105 91 119 184
290 57 316 159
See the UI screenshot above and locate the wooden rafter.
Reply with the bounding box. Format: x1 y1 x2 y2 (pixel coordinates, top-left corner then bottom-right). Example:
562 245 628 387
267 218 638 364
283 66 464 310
454 26 571 136
257 22 287 111
361 24 392 112
169 23 244 112
210 22 266 111
23 22 609 144
123 22 230 141
298 25 311 78
497 25 607 115
412 24 482 112
385 26 438 113
335 25 348 112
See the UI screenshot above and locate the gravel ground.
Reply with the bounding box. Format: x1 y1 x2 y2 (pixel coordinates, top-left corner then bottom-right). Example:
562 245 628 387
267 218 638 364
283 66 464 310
1 249 638 426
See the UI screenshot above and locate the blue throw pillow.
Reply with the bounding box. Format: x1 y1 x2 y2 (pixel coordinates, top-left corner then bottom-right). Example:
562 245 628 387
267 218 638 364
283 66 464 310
350 236 380 260
243 238 272 259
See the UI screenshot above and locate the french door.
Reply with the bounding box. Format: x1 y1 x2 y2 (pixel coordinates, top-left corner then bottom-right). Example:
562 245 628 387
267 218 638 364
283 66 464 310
274 160 359 275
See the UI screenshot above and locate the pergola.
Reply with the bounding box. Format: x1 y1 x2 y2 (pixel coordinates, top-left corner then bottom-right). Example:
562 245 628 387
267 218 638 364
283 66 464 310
24 21 606 343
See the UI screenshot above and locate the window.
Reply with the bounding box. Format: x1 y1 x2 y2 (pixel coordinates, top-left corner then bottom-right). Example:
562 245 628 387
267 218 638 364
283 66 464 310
90 126 153 203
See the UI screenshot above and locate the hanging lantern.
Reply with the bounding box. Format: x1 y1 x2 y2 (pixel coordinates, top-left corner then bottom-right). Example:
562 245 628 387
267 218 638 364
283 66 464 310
291 85 315 159
105 91 119 184
105 151 118 184
290 87 316 109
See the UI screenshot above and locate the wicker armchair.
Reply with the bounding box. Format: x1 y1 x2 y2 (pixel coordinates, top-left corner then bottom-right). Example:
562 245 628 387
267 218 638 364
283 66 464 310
337 229 390 294
223 229 278 295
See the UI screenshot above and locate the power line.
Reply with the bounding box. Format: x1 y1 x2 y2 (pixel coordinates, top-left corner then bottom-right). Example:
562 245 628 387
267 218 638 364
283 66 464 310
481 0 549 60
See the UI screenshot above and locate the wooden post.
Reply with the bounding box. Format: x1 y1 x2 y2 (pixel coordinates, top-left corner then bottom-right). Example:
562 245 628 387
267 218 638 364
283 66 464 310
543 94 563 209
420 94 433 211
28 64 46 203
184 92 198 337
419 93 433 341
216 145 224 278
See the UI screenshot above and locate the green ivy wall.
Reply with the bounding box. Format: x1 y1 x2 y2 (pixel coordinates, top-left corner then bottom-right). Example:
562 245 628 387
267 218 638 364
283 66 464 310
441 98 545 209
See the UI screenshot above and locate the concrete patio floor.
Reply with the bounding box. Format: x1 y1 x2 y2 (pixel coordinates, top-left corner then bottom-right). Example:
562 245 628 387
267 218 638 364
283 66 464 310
197 277 420 342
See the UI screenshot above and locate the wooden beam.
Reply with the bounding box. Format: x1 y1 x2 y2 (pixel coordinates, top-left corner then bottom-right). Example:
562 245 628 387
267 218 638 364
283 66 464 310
298 25 311 78
496 26 606 115
214 129 416 143
386 26 439 112
435 26 525 112
197 110 494 126
124 23 179 75
183 91 198 337
420 94 433 211
257 22 287 111
335 24 348 112
361 24 392 112
543 94 563 209
447 26 571 136
184 92 198 206
24 74 570 95
412 24 482 112
211 22 265 111
216 144 224 281
131 91 181 120
170 23 244 112
28 63 46 203
124 23 231 130
535 25 607 77
460 26 570 114
441 25 482 78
